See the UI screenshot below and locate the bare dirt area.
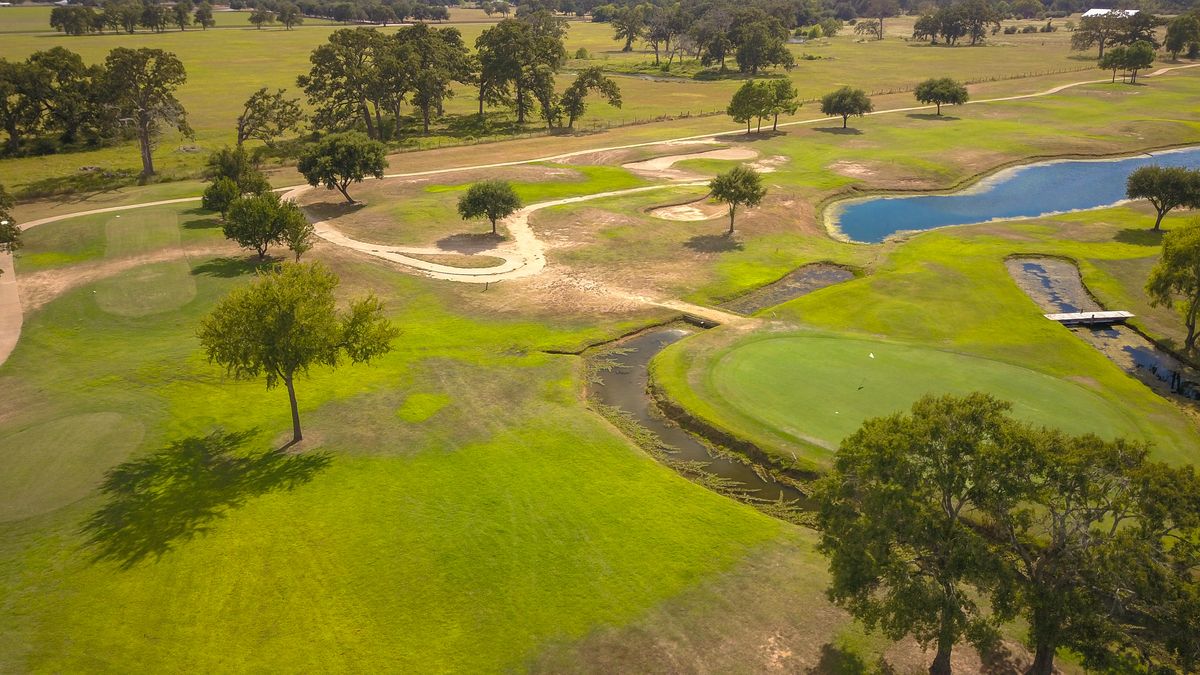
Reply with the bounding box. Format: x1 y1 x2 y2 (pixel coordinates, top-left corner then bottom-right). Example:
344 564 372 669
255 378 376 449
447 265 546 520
649 198 727 222
623 146 760 181
297 164 583 248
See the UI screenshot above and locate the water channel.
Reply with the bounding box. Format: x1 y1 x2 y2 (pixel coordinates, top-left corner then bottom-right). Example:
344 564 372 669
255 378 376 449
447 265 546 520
1007 257 1200 402
831 146 1200 243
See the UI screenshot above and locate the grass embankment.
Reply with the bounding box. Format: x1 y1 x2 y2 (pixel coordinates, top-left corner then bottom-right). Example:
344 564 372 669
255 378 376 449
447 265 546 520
0 9 1170 194
651 205 1200 472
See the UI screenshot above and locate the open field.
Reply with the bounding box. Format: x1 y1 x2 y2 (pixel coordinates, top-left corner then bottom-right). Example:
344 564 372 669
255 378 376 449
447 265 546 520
2 40 1198 674
0 9 1172 194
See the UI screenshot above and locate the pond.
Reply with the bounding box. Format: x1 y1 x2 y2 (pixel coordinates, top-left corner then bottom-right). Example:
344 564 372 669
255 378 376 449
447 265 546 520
830 146 1200 243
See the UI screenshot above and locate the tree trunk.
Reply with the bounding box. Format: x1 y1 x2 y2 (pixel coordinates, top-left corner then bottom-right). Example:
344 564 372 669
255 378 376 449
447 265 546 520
1153 209 1166 231
478 84 485 115
337 181 355 203
138 124 155 177
515 81 525 124
360 103 376 139
490 217 497 235
1185 295 1199 351
422 104 430 134
929 644 952 675
726 204 736 235
936 102 942 115
284 375 302 443
1026 644 1055 675
773 113 779 131
842 114 848 129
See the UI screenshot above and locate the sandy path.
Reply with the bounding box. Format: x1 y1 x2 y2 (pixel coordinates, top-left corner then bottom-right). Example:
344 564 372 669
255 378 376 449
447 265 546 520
624 147 760 181
2 63 1197 365
292 182 707 283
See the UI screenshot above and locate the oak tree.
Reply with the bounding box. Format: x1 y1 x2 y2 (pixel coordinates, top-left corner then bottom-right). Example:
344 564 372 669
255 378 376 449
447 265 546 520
1126 165 1200 231
820 86 873 129
104 47 191 178
914 77 968 116
457 180 522 234
297 132 387 203
198 262 398 443
709 166 766 235
1147 219 1200 351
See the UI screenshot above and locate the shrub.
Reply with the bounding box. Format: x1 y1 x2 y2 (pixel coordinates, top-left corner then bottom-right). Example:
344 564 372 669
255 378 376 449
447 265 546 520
574 47 589 59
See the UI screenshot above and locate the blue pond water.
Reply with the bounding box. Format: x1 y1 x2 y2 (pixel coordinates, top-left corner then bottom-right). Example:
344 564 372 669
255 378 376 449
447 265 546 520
833 146 1200 243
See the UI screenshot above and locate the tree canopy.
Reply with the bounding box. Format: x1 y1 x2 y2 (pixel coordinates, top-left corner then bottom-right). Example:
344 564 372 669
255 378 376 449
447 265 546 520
816 392 1200 675
1126 165 1200 231
709 166 766 235
297 131 388 203
820 86 873 129
223 192 307 260
914 77 968 115
198 262 398 443
1148 219 1200 352
0 184 20 275
815 394 1017 675
457 180 523 234
104 47 190 177
237 88 303 147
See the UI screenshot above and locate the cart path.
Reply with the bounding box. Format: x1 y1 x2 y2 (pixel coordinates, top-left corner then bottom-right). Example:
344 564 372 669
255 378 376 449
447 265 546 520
3 63 1198 366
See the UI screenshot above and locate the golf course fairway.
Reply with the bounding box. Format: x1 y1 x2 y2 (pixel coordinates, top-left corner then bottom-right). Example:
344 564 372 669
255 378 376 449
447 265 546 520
700 333 1145 458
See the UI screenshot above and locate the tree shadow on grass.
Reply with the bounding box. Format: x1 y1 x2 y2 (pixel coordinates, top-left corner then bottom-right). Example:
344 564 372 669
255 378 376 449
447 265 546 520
807 643 870 674
685 234 744 252
81 430 332 569
1113 228 1163 246
906 113 961 121
182 217 222 230
437 232 504 253
813 127 864 135
191 256 271 278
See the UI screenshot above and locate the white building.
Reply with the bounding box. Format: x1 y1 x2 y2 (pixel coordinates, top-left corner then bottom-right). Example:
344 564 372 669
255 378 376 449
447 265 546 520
1081 8 1140 18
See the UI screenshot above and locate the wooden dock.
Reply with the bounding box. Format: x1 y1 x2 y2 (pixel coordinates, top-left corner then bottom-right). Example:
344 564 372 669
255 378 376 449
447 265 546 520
1045 310 1134 326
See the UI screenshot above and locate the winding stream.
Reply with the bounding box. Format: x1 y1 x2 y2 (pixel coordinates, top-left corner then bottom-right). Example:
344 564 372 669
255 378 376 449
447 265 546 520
1007 257 1200 402
831 146 1200 243
592 327 804 503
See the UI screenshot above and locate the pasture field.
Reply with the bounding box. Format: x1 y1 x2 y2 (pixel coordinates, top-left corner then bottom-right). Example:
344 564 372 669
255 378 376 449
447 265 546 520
0 8 1155 195
1 50 1198 673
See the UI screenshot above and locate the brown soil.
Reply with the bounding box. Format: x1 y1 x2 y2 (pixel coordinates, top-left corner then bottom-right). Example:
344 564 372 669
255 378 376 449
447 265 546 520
404 252 508 269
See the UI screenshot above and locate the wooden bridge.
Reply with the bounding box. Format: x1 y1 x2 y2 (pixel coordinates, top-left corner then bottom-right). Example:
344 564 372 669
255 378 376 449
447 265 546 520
1045 311 1134 327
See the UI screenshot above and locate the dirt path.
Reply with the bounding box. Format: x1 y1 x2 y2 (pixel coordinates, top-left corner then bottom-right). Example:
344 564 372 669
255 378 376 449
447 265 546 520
623 146 760 181
2 63 1197 366
290 182 707 283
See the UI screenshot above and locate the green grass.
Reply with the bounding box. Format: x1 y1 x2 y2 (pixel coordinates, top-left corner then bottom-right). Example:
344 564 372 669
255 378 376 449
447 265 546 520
0 11 1174 193
707 332 1147 458
653 205 1200 472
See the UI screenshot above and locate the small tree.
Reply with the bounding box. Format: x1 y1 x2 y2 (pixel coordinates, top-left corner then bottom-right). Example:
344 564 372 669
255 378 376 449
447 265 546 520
280 204 315 260
297 132 388 204
202 177 242 219
172 0 193 30
820 86 873 129
277 2 303 29
457 180 522 235
198 262 398 444
914 77 968 115
205 145 271 194
249 6 275 29
1099 46 1128 82
726 80 771 134
223 192 299 259
765 79 800 131
1126 165 1200 231
709 166 766 236
815 394 1017 675
559 67 621 129
1147 219 1200 351
193 2 215 29
1165 15 1200 60
1122 40 1155 83
236 87 303 147
0 184 20 276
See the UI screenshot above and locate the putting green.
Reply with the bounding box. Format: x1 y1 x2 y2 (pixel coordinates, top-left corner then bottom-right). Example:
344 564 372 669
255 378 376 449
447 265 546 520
709 335 1145 452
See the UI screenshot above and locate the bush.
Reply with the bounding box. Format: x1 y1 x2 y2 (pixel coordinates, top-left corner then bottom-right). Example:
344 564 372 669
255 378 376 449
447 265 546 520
1003 24 1018 33
1040 21 1056 32
807 24 824 38
820 17 842 37
574 47 589 59
1189 42 1200 59
1021 25 1038 33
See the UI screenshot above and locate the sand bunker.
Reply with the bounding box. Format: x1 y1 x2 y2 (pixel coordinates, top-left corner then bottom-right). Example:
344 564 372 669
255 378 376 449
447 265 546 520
649 199 728 221
624 147 760 181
